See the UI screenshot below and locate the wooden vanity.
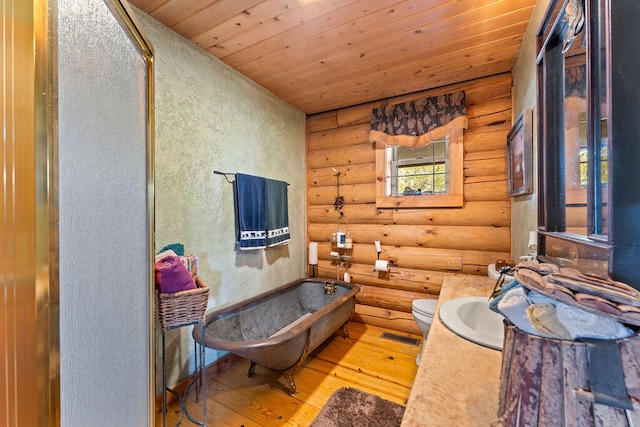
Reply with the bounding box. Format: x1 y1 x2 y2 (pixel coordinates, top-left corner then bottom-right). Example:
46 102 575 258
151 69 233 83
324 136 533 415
401 275 502 426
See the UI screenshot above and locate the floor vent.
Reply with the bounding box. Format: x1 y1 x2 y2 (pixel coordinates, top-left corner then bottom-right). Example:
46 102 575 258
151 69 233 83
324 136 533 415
380 332 420 346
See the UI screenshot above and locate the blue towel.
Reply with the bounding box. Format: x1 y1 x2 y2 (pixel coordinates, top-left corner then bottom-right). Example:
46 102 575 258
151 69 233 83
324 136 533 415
265 178 290 247
234 174 267 250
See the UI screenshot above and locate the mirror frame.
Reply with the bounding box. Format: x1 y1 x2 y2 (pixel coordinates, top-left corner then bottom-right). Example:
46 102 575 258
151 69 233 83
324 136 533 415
535 0 640 288
536 0 611 272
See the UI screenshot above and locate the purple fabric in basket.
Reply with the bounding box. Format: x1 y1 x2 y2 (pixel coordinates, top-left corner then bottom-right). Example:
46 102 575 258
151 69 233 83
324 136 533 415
155 255 196 293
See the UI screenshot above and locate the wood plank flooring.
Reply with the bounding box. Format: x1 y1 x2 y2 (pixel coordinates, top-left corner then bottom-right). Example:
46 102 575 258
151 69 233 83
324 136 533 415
156 322 422 426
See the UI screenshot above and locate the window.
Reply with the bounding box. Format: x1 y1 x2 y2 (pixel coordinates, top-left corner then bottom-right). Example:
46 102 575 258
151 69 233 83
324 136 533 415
375 127 464 208
388 137 449 196
370 90 466 209
578 114 608 187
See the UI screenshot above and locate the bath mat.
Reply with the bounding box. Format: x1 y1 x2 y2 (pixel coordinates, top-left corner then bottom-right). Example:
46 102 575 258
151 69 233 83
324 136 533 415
310 387 405 427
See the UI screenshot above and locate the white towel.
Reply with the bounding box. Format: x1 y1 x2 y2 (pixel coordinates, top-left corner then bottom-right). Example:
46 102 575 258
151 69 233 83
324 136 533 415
497 287 538 335
555 303 633 340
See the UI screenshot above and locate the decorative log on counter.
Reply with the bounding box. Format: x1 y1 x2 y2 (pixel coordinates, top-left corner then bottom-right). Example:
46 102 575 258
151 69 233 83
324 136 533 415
495 323 640 426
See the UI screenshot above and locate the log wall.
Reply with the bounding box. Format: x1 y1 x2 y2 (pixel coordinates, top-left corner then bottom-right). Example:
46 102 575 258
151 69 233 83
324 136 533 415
306 73 513 334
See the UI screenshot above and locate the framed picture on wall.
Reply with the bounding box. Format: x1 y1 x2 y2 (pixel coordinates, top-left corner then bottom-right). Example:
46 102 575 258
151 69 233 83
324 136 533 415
507 109 533 197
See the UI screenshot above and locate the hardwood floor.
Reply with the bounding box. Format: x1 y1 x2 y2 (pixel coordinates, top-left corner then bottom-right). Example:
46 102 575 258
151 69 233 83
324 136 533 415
156 322 422 426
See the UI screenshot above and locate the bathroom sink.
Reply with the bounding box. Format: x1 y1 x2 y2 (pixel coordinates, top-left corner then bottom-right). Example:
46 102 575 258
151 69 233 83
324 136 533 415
438 296 504 350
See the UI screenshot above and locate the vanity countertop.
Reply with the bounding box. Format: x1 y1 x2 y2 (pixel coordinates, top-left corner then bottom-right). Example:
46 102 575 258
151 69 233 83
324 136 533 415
401 275 503 426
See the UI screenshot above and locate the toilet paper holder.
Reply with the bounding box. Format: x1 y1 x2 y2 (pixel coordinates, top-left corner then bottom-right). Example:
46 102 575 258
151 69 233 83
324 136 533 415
373 259 398 272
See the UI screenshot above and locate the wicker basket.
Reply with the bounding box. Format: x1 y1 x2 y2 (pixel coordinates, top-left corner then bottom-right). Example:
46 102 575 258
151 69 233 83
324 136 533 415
157 276 209 333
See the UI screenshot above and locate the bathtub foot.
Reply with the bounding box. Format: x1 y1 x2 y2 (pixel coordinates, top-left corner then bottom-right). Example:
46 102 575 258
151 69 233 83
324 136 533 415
341 323 350 340
284 369 297 396
247 361 256 377
282 329 311 396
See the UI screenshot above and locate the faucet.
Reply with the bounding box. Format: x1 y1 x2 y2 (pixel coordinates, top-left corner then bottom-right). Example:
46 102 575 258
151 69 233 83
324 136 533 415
323 281 338 298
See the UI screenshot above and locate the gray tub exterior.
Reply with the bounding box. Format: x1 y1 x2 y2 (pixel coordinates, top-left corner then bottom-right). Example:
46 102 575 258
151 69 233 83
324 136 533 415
193 278 359 395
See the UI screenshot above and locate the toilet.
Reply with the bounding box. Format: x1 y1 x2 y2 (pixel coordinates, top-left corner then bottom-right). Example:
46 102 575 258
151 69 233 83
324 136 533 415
412 298 439 366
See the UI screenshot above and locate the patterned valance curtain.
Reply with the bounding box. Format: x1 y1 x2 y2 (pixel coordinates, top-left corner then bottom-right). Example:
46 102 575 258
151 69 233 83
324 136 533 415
369 90 468 148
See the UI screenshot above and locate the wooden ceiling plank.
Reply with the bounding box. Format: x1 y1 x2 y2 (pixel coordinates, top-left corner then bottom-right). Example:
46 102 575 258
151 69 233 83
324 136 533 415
131 0 265 32
288 56 516 114
223 0 522 72
217 0 416 65
184 0 296 46
192 0 360 52
169 0 269 38
241 31 524 112
266 42 521 106
253 15 531 90
143 0 226 28
324 60 513 113
236 0 532 78
299 45 521 102
263 21 526 84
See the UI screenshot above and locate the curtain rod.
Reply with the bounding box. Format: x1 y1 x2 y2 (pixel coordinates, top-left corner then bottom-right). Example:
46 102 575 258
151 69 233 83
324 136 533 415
213 170 289 185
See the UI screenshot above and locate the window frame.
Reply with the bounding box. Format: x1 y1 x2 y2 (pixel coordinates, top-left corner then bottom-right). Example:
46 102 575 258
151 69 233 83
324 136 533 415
375 127 464 208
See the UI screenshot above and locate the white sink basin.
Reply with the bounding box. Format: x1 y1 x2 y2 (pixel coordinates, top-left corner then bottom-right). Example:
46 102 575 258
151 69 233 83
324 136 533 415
439 296 504 350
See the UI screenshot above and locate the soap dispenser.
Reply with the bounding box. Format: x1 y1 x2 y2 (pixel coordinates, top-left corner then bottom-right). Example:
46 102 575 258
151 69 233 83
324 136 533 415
336 226 345 248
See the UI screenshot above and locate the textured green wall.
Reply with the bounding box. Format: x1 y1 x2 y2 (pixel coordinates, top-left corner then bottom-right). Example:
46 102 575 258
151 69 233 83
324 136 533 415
134 9 307 389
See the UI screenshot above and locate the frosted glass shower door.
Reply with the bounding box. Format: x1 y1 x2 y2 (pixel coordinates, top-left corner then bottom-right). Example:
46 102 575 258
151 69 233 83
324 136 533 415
57 1 154 425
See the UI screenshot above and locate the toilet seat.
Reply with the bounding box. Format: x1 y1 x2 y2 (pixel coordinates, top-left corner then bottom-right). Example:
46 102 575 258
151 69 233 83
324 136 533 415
412 298 439 367
412 299 438 318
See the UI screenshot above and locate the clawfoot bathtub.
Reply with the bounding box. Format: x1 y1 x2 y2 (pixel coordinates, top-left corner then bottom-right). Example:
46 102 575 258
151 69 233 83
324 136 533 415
192 278 359 395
